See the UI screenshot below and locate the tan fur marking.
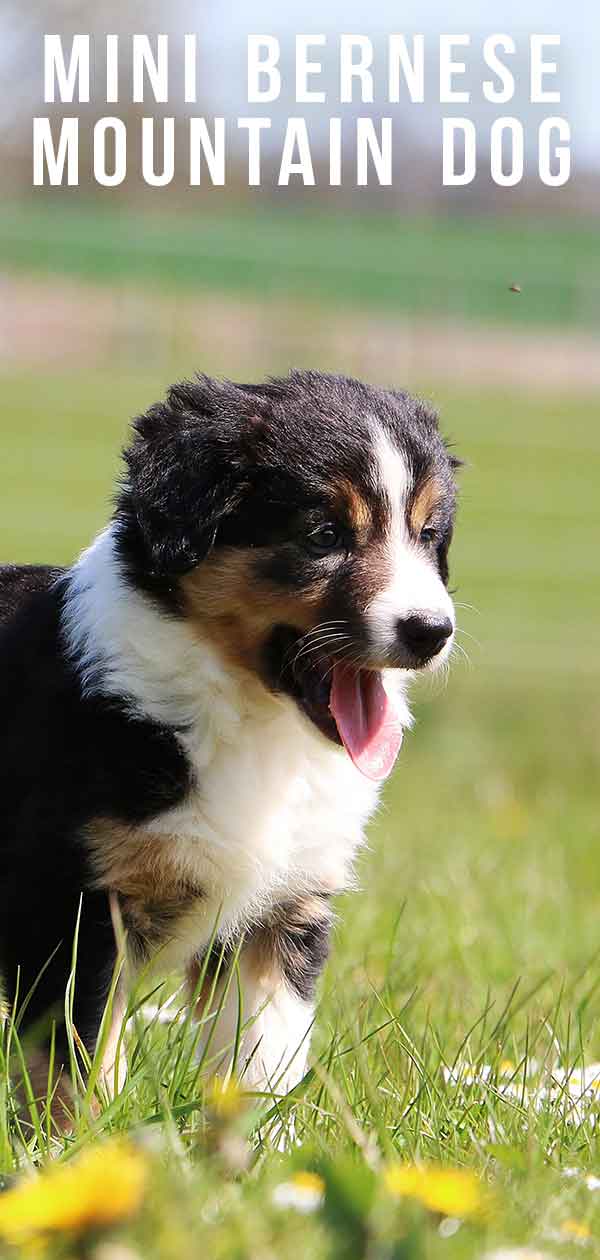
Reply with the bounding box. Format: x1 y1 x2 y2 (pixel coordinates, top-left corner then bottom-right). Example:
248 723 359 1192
187 954 227 1020
85 819 203 956
409 475 444 536
181 549 325 673
333 478 373 533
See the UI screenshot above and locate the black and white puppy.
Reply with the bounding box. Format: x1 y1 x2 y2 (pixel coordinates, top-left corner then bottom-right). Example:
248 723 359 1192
0 370 458 1103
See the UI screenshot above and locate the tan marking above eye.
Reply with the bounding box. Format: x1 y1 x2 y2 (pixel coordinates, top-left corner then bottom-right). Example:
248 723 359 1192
409 475 444 536
332 478 373 532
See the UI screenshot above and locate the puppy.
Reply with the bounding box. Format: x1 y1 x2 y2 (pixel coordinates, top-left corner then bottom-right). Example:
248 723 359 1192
0 370 458 1105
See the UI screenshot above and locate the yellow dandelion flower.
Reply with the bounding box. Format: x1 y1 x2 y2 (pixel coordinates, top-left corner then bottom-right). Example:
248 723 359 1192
206 1075 246 1120
499 1059 515 1075
0 1139 148 1244
561 1219 591 1243
383 1163 487 1219
272 1171 325 1213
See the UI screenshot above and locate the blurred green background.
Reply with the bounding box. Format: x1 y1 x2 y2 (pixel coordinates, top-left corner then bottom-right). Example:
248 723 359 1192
0 0 598 1130
1 6 600 1250
1 202 599 328
1 195 599 1026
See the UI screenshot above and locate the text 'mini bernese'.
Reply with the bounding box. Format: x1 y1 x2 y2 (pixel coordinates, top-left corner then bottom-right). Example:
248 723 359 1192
0 370 459 1110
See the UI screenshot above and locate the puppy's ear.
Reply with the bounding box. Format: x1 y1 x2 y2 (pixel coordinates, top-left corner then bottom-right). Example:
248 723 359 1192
117 381 245 578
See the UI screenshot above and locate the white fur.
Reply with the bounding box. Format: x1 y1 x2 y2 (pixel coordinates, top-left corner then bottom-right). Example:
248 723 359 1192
366 428 455 664
200 952 315 1098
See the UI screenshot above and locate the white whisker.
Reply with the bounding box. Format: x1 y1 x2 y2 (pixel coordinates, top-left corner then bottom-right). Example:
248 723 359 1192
452 600 480 615
455 626 481 649
451 640 471 668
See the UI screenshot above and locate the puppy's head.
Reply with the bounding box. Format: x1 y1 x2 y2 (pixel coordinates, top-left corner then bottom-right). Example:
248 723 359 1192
117 371 459 780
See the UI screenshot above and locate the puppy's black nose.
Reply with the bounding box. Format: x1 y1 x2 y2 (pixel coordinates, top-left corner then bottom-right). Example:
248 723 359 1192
397 614 453 663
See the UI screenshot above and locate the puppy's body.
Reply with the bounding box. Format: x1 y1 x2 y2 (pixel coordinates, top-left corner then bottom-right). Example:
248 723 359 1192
0 371 458 1101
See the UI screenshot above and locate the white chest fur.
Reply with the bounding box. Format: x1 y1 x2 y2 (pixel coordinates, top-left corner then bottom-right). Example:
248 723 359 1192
149 692 379 944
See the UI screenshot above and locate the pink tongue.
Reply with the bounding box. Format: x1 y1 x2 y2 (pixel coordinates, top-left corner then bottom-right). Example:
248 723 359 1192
329 664 403 781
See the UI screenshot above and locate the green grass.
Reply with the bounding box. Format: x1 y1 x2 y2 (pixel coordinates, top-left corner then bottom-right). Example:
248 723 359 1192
1 370 600 1258
1 200 599 329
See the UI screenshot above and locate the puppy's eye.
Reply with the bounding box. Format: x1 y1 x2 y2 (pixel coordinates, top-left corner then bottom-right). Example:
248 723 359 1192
419 525 438 545
305 523 343 556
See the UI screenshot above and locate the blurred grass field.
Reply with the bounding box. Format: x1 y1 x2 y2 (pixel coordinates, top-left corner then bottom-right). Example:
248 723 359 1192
1 201 599 329
1 359 600 1256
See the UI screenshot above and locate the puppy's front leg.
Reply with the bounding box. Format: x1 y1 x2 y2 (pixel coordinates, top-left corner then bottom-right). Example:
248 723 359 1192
190 895 332 1098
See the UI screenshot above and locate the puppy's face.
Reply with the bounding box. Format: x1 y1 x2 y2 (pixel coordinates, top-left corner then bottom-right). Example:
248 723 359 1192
119 372 459 781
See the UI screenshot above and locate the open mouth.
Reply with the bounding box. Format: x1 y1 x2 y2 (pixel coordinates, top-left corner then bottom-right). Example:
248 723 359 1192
265 625 404 782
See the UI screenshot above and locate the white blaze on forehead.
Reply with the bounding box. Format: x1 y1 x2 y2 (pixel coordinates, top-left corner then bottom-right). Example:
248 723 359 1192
367 422 455 661
369 425 412 538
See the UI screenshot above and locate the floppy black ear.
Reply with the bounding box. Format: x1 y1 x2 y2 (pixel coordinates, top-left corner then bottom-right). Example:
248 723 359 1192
116 382 246 580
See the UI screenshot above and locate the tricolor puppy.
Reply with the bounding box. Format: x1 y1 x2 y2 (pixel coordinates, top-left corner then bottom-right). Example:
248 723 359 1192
0 371 458 1103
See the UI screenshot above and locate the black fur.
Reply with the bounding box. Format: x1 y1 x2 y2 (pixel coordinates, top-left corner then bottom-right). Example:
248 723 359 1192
0 570 190 1059
0 565 63 624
